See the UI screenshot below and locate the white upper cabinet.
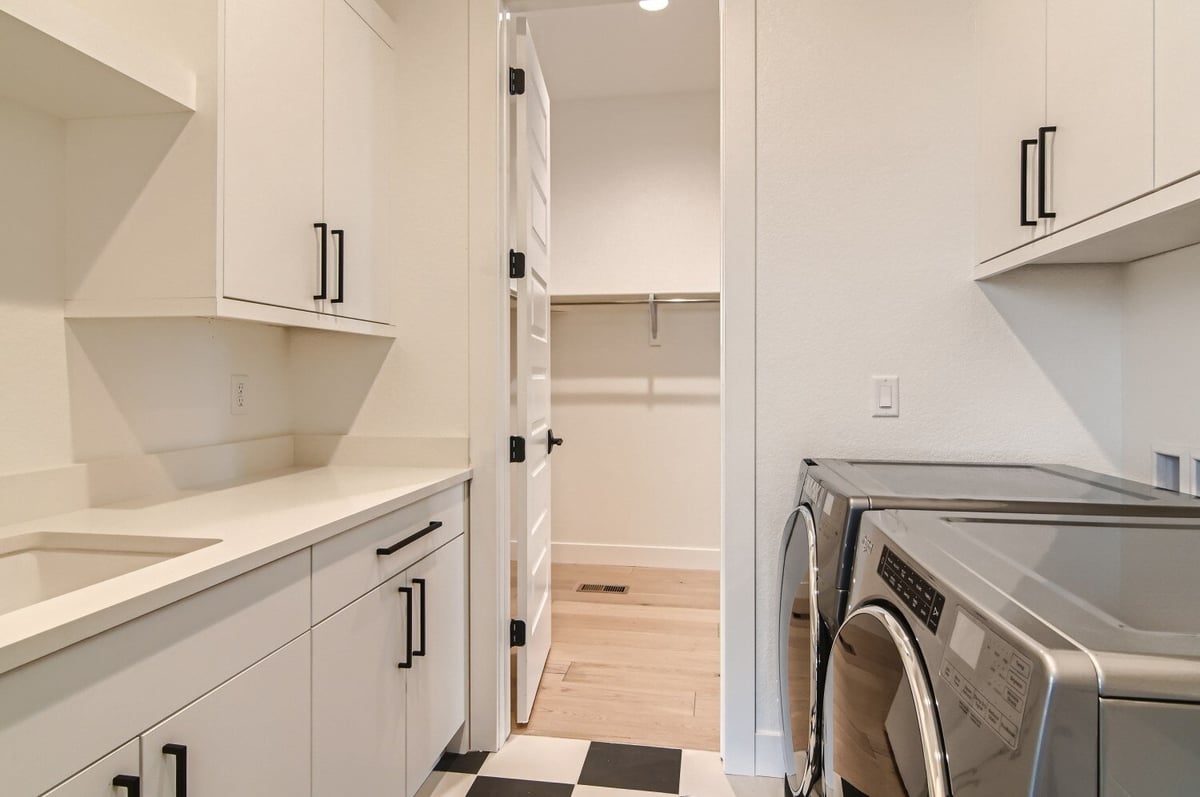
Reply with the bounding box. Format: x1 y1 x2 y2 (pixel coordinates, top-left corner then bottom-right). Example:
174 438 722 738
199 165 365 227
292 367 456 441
1154 0 1200 187
1044 0 1154 228
976 0 1047 263
323 0 396 324
222 0 325 314
62 0 398 336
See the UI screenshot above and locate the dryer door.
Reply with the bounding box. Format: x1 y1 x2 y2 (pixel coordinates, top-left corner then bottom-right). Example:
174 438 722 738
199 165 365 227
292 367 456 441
778 505 824 795
823 606 951 797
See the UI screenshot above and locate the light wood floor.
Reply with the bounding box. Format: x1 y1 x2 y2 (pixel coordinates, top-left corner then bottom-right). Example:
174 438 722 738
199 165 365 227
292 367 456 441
511 563 721 751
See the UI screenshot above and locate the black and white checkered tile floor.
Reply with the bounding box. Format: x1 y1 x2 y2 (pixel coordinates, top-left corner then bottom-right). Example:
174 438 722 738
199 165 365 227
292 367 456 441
416 736 774 797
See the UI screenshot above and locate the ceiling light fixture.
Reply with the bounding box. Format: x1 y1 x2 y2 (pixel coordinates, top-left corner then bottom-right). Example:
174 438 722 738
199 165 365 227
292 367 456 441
639 0 669 10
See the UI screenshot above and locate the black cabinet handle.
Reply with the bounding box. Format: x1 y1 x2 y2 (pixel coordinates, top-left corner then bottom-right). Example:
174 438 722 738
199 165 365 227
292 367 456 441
376 521 443 556
548 429 564 454
412 578 427 657
112 775 140 797
162 743 187 797
398 586 414 669
1020 139 1038 226
1037 126 1056 219
313 222 328 300
331 229 345 304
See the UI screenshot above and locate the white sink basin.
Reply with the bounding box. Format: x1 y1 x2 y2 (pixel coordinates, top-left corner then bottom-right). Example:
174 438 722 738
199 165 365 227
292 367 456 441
0 532 220 616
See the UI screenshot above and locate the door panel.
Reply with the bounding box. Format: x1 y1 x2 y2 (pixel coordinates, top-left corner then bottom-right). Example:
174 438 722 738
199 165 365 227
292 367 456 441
222 0 324 311
1155 0 1200 187
1045 0 1153 227
512 18 554 726
323 0 395 324
141 635 311 797
405 537 467 796
976 0 1046 263
44 739 139 797
312 572 409 797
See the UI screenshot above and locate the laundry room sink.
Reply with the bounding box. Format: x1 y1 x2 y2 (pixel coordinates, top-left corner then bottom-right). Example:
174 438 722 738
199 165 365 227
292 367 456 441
0 532 220 615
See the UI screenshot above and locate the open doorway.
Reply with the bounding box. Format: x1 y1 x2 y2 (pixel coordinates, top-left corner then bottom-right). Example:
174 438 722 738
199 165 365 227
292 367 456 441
507 0 722 753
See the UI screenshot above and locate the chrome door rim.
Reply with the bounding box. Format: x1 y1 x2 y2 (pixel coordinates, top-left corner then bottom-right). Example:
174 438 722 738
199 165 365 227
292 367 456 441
780 505 822 797
824 604 953 797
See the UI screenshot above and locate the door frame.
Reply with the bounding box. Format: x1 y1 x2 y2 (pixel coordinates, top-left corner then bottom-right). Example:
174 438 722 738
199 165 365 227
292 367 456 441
466 0 759 776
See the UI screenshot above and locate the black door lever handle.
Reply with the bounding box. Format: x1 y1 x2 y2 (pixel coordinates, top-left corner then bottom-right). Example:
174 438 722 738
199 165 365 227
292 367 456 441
548 430 564 454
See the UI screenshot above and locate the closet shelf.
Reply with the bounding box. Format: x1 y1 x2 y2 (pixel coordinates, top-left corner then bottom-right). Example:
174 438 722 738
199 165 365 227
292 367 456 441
550 291 720 306
0 0 196 119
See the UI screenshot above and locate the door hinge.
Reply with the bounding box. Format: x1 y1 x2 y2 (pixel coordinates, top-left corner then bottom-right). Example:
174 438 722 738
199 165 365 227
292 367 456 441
510 619 527 647
510 435 526 463
509 250 526 279
509 67 526 96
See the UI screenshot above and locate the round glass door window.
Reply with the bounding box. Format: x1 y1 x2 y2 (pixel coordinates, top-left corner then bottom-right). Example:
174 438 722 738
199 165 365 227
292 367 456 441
822 607 950 797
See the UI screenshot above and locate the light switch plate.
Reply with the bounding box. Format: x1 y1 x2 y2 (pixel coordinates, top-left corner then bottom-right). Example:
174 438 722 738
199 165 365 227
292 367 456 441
872 376 899 417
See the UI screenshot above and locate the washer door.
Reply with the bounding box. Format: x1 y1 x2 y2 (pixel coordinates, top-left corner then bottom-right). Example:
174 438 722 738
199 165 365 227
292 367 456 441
778 505 823 795
823 606 951 797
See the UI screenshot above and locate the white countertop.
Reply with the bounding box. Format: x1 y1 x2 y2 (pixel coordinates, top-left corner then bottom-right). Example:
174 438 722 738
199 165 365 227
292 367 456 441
0 465 471 676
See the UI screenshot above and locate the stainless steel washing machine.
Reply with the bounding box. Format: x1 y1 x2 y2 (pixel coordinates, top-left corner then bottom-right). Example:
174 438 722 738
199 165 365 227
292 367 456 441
778 460 1200 795
822 509 1200 796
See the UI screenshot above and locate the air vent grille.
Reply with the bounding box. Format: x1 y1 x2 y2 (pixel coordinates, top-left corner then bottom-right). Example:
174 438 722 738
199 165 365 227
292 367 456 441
577 583 629 594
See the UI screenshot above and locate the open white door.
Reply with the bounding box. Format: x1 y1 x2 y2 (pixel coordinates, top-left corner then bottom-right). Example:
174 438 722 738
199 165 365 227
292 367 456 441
510 19 556 726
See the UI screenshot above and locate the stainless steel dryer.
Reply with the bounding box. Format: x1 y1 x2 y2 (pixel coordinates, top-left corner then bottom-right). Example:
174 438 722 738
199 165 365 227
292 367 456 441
822 509 1200 796
778 460 1200 795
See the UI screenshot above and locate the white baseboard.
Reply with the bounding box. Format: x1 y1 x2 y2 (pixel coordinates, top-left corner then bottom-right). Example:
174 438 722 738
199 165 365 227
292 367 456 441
754 730 786 777
550 541 720 570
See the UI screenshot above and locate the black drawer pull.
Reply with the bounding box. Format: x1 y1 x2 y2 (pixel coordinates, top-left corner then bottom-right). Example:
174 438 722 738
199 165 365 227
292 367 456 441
1037 125 1056 219
1020 138 1037 226
162 743 187 797
313 222 328 300
376 521 443 556
412 578 427 657
112 775 140 797
398 586 414 669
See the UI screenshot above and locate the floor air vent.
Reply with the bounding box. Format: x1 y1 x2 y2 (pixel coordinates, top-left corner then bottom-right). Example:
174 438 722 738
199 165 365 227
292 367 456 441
577 583 629 594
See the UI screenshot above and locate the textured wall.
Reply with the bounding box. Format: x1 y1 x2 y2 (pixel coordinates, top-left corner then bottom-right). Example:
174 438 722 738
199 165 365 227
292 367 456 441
753 0 1124 750
551 91 720 296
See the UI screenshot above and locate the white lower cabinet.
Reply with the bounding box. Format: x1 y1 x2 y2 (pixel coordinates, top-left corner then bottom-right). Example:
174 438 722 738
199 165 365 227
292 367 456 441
405 535 467 796
312 571 410 796
43 741 140 797
312 534 466 797
140 634 312 797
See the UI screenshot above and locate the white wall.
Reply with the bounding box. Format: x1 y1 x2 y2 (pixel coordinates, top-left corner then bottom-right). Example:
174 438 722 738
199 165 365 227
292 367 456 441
550 304 720 568
753 0 1124 756
1122 243 1200 491
551 91 720 296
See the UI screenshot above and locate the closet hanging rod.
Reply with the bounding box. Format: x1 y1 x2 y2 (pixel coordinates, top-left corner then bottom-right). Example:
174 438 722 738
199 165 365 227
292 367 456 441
549 292 720 307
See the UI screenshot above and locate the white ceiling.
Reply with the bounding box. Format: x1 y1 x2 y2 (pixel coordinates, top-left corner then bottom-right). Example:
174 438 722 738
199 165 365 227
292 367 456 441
525 0 718 102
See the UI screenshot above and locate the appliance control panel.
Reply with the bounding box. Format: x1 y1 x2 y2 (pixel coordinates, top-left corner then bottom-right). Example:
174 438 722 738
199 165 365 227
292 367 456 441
939 608 1032 750
878 545 946 633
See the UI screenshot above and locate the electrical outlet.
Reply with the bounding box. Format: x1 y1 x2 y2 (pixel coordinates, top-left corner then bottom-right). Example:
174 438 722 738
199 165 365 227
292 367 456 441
231 374 249 415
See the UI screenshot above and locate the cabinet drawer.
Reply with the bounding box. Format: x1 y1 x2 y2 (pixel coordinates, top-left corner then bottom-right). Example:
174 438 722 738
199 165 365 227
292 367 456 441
311 485 465 623
0 551 310 797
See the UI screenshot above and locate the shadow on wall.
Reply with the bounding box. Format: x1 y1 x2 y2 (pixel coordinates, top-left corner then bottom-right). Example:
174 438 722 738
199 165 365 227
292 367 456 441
65 317 294 462
976 262 1124 466
288 328 395 435
550 304 719 406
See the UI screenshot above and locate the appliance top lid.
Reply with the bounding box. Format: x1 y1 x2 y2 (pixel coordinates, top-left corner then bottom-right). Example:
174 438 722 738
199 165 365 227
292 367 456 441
888 510 1200 700
812 459 1200 510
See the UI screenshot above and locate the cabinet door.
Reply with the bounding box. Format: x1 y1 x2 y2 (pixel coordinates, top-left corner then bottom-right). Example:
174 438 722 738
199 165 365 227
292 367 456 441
312 570 410 797
405 536 466 796
976 0 1047 263
140 635 311 797
43 739 140 797
1045 0 1153 227
222 0 326 313
323 0 395 324
1155 0 1200 187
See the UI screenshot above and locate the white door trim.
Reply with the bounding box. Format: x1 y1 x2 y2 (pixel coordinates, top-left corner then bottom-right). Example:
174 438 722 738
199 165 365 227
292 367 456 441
466 0 760 772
